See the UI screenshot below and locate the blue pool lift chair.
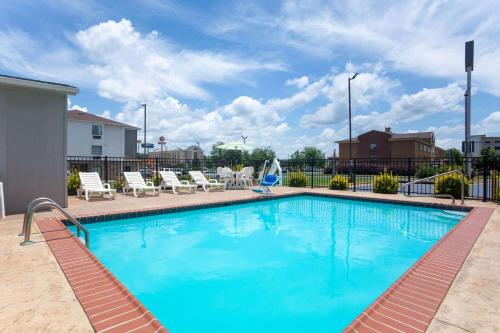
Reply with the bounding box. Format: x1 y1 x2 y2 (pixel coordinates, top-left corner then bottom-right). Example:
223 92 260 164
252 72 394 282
253 158 282 195
253 174 280 195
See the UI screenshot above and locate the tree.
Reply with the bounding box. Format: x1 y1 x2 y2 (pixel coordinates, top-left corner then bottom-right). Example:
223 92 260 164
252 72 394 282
445 148 463 165
289 146 325 169
480 147 498 159
250 147 276 161
303 146 325 161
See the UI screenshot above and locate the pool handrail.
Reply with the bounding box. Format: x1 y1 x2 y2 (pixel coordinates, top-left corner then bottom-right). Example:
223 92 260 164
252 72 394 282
402 170 465 205
20 197 89 248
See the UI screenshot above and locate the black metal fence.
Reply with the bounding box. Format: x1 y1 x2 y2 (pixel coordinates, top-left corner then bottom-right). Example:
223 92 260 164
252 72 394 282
67 156 500 203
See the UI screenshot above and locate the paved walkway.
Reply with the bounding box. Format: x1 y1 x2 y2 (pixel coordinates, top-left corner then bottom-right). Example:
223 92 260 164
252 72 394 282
0 187 498 332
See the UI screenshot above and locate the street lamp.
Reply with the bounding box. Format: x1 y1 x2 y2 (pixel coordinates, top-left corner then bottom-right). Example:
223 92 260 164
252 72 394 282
348 73 358 186
142 103 147 156
241 136 248 144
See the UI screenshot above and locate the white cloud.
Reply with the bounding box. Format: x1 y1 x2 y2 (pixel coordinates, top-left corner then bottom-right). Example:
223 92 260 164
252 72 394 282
67 98 88 112
286 76 309 89
74 19 283 102
211 1 500 97
475 111 500 135
0 30 93 86
300 64 399 127
112 95 290 152
100 110 111 119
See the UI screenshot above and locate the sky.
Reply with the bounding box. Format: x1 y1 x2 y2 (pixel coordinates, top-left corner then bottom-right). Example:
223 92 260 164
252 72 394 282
1 0 500 157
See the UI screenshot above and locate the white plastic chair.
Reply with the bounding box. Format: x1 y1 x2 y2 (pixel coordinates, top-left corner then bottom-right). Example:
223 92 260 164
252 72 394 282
78 172 116 201
189 171 226 192
159 171 196 194
240 167 254 188
123 172 160 197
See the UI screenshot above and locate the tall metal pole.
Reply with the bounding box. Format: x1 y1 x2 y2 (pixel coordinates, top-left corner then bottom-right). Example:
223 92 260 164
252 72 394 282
142 103 147 156
348 78 352 169
465 71 472 177
464 41 474 178
348 73 358 181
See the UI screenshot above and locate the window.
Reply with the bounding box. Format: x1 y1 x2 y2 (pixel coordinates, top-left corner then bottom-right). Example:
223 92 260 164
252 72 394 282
91 145 102 156
485 141 490 144
369 143 377 158
92 124 103 139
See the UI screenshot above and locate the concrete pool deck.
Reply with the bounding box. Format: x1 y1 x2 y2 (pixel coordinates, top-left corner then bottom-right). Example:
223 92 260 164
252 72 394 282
0 187 498 332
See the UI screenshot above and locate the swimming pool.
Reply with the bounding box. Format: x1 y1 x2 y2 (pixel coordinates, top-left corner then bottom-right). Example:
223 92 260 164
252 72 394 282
73 195 465 332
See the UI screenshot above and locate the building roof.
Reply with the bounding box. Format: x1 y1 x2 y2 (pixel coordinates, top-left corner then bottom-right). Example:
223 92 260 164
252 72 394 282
0 73 79 95
390 131 434 140
67 110 139 129
336 130 434 143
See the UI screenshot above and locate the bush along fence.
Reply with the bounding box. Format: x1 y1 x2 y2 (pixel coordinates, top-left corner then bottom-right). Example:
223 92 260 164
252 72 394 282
67 156 500 203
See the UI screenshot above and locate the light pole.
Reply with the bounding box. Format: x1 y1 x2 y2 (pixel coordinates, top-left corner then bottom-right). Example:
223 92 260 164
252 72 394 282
464 41 474 178
348 73 359 183
241 136 248 144
142 103 147 156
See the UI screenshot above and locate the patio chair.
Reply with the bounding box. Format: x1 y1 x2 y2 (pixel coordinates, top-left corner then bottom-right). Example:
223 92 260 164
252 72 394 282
159 171 196 194
123 172 161 197
240 166 254 188
189 171 226 192
78 172 116 201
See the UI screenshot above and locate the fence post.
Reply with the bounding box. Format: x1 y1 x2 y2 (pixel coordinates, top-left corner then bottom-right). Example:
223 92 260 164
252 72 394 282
483 156 488 202
407 157 411 195
155 158 159 183
353 158 357 192
104 156 108 183
310 159 314 189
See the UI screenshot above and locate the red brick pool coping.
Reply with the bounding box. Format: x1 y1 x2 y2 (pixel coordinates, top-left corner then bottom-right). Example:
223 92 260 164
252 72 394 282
343 206 495 333
35 194 494 333
35 218 168 333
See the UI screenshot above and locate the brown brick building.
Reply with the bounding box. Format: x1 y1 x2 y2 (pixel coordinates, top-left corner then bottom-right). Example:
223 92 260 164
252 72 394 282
336 128 445 159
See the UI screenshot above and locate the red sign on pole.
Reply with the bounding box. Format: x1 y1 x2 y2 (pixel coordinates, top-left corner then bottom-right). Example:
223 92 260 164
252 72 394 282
159 136 165 142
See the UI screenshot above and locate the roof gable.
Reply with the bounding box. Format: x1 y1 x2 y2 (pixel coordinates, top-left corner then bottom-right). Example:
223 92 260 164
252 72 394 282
67 110 139 129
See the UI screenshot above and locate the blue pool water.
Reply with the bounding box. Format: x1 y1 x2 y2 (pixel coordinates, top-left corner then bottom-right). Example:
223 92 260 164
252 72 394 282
73 195 464 332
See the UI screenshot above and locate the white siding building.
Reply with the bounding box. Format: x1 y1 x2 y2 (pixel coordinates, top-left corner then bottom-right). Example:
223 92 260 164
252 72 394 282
67 110 138 157
470 135 500 157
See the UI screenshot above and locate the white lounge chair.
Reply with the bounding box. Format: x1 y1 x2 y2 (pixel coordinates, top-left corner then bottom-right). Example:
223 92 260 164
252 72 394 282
123 172 161 197
159 171 196 194
78 172 116 201
189 171 226 192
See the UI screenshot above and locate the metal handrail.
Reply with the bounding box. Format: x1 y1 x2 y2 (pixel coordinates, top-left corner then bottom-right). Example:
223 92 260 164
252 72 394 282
402 170 465 205
20 198 89 248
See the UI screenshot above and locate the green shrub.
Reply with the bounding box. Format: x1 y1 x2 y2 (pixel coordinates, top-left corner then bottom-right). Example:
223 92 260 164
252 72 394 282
112 176 126 192
373 171 399 194
288 171 307 187
67 169 80 195
329 174 349 190
415 164 456 179
179 174 191 182
493 174 500 202
415 165 435 179
435 173 469 199
152 173 162 186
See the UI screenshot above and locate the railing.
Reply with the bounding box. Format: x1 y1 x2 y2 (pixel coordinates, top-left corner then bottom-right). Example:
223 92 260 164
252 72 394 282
67 156 500 203
402 170 465 205
19 197 89 248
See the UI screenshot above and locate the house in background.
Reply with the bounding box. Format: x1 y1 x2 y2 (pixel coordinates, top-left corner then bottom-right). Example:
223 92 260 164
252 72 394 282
67 110 138 157
148 145 204 160
0 74 78 213
336 127 445 159
470 135 500 157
